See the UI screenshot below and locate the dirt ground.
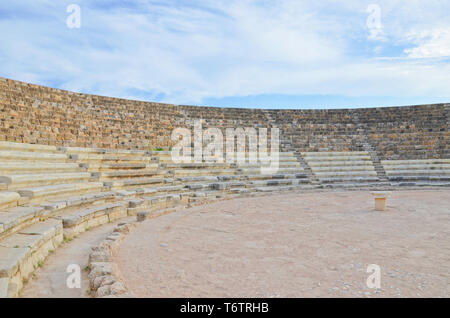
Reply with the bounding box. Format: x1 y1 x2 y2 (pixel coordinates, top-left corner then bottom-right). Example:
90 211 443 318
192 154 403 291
115 190 450 298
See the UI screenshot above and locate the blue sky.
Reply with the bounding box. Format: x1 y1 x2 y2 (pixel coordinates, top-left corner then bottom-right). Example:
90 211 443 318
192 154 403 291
1 0 450 109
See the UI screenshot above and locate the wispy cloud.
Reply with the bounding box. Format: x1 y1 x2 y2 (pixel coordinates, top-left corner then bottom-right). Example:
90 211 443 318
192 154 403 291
405 28 450 58
0 0 449 108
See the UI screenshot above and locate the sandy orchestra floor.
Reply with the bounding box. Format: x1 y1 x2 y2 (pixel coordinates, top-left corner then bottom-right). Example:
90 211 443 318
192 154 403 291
115 190 450 298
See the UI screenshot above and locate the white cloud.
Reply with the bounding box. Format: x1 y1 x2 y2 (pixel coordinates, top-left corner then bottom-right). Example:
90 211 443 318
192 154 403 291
405 28 450 58
0 0 449 106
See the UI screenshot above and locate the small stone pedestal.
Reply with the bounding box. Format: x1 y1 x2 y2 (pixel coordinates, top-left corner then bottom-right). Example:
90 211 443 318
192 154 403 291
371 192 390 211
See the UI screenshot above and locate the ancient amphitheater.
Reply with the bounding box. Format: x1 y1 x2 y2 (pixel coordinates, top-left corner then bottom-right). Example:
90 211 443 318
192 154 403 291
0 77 449 298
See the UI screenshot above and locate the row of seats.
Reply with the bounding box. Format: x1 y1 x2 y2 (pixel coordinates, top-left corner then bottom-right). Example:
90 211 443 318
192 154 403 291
382 159 450 186
302 151 383 188
302 151 450 188
0 141 314 297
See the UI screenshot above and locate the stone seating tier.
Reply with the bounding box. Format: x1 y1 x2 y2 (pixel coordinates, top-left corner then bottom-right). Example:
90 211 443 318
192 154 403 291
0 219 63 297
0 139 448 298
61 202 128 239
301 151 379 183
0 151 69 162
17 182 105 202
0 141 58 153
0 162 85 174
93 169 164 179
382 159 450 185
0 192 21 209
0 172 93 190
81 163 158 172
0 206 44 240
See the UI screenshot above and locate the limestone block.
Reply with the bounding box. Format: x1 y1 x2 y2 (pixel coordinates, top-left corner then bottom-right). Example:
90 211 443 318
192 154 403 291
0 192 20 209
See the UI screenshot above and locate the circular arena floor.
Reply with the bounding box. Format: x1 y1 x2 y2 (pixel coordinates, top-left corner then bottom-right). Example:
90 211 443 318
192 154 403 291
115 190 450 298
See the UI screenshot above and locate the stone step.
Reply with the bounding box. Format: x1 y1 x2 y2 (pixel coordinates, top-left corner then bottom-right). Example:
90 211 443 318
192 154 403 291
174 173 309 184
0 219 63 297
184 183 211 191
383 164 450 171
0 207 45 240
269 157 299 162
0 172 92 190
0 141 58 153
387 176 450 181
381 159 450 165
247 179 310 187
162 163 233 169
140 194 185 212
318 176 380 183
148 151 172 157
0 192 21 210
0 151 69 162
230 188 252 195
95 169 165 180
171 169 236 177
101 149 148 156
232 152 296 158
81 163 158 172
160 151 296 158
135 185 185 197
154 157 173 163
59 146 105 154
242 173 309 181
393 181 450 187
308 161 374 167
17 182 105 202
104 178 170 189
253 184 318 193
303 155 372 161
175 176 219 183
157 156 297 164
70 153 152 163
40 191 117 214
61 147 148 157
322 182 390 189
302 151 369 157
0 162 84 174
60 202 128 239
385 170 450 176
314 171 377 177
236 162 301 168
311 166 375 172
237 167 305 175
210 181 247 190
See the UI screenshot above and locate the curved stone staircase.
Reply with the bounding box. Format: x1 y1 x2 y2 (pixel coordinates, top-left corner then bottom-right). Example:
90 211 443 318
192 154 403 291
0 141 313 297
1 139 449 298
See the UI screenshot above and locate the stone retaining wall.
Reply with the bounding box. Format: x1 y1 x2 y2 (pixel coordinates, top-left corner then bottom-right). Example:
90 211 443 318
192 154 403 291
1 77 448 160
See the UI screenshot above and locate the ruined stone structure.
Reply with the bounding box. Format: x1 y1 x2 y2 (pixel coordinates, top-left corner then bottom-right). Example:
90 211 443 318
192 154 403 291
1 77 448 160
0 77 449 298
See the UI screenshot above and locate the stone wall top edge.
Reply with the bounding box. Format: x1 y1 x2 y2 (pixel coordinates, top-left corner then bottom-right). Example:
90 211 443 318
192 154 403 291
1 76 448 112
